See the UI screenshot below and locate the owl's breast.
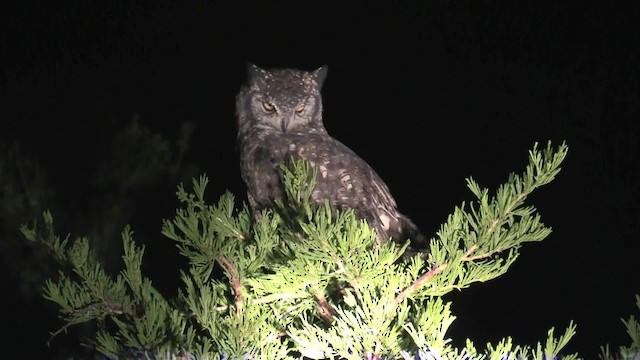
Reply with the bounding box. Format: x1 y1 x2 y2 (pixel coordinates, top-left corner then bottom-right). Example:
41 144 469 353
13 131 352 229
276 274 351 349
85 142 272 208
238 130 291 208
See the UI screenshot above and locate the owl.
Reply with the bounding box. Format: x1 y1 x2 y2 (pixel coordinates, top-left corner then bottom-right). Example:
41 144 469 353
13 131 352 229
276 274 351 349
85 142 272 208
236 64 425 250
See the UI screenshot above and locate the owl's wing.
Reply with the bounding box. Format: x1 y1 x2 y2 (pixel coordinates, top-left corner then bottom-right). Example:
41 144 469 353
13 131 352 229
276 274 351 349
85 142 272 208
288 134 425 247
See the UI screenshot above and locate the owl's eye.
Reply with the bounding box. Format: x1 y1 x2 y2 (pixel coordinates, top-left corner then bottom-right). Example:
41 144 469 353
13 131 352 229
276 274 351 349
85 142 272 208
295 104 305 114
262 102 275 112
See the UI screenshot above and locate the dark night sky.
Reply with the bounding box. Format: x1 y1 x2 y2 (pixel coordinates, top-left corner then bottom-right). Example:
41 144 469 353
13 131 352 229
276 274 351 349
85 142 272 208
1 1 639 358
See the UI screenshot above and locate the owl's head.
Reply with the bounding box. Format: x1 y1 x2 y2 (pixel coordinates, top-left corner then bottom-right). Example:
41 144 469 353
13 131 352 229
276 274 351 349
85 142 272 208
236 64 328 134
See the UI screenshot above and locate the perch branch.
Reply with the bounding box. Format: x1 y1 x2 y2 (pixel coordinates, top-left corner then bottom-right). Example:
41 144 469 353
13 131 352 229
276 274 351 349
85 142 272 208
218 255 243 317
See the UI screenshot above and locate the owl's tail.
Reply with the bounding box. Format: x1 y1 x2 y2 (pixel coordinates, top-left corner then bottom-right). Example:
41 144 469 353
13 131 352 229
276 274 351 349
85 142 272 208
398 215 429 255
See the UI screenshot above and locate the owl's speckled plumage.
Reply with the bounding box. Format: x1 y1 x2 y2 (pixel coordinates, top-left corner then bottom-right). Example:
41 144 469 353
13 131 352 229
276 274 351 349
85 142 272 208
236 64 425 248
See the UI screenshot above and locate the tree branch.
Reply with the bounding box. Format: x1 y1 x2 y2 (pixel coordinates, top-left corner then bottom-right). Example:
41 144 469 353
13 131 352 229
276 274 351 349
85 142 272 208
218 255 243 317
394 263 448 306
313 287 335 325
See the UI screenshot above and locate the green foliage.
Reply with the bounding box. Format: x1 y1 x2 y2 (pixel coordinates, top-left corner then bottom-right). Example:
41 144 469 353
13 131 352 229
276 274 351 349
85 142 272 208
22 213 188 358
600 295 640 360
0 140 56 299
26 141 594 359
1 118 197 301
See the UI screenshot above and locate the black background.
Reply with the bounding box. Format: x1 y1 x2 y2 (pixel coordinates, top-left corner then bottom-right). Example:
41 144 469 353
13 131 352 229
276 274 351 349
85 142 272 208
1 1 639 358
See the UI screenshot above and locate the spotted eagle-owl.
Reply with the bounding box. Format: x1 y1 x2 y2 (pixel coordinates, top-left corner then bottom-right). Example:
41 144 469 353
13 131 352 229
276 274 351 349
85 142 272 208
236 64 425 249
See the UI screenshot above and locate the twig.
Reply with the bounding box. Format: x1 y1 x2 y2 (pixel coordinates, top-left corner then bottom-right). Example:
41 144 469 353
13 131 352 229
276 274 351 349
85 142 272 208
48 300 134 346
394 263 448 306
218 255 243 317
313 288 335 325
334 259 363 304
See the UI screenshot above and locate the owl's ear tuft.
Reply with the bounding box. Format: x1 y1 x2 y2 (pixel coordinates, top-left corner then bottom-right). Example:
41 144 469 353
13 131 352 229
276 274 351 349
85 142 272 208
246 62 266 84
313 65 328 88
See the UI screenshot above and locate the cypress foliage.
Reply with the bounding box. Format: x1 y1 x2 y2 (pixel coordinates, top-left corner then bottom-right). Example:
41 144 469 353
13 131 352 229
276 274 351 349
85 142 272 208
21 141 640 359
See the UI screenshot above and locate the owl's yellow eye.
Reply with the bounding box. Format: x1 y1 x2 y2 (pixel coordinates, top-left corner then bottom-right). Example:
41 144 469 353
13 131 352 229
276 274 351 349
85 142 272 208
262 102 275 112
295 104 305 114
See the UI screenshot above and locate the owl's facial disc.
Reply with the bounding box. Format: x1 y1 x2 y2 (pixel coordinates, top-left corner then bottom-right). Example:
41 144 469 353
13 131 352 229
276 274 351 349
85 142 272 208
255 95 312 132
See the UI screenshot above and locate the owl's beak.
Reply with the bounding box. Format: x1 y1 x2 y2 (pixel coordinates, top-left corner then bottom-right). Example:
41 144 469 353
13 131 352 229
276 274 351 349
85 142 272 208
281 117 291 132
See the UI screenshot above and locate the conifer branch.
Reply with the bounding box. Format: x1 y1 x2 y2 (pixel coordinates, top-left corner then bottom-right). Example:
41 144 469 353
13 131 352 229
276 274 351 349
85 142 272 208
48 300 135 345
313 287 335 325
217 255 243 317
394 263 448 306
394 142 568 306
462 244 479 260
28 141 590 359
335 258 364 305
462 243 505 262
